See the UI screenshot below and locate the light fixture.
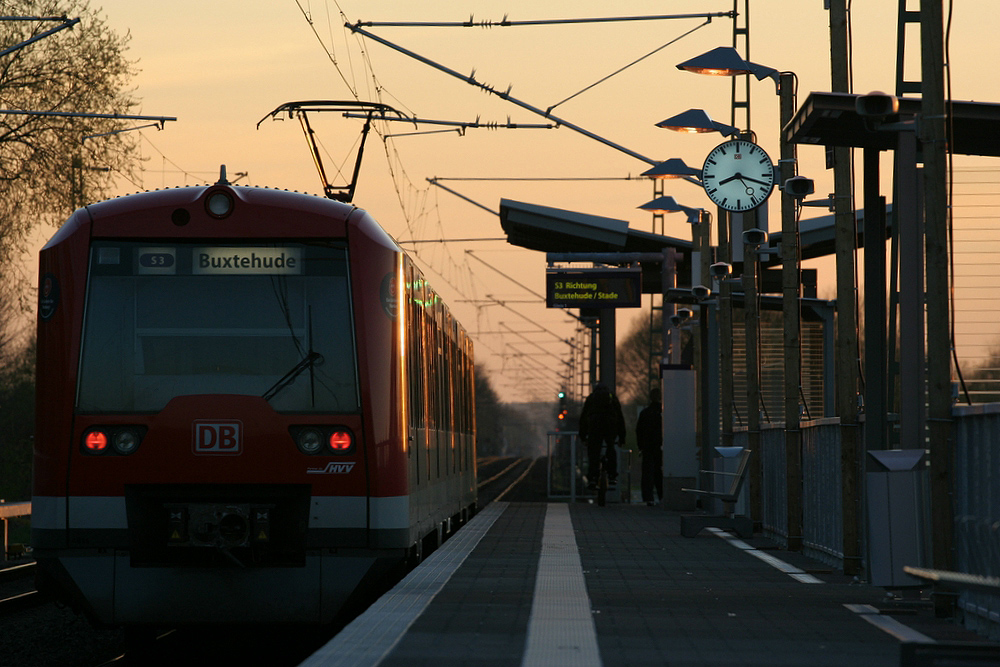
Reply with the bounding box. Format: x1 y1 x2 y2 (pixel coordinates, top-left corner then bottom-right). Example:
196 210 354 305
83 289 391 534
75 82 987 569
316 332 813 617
638 196 704 224
656 109 739 137
641 158 701 180
676 46 779 83
205 190 234 218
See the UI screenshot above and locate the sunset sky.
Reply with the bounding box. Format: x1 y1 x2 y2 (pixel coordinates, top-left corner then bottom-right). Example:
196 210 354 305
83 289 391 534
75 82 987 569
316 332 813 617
38 1 1000 401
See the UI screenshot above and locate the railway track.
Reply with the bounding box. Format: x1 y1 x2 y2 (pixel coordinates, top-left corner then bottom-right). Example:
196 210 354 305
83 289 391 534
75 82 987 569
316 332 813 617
0 562 52 617
476 456 536 505
0 456 548 666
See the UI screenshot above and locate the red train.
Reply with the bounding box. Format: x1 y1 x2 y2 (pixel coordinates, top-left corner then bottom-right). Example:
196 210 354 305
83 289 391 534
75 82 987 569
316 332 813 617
31 174 477 626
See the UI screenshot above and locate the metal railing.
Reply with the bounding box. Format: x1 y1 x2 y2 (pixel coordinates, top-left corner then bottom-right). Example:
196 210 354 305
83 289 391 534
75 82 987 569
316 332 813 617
951 403 1000 640
546 431 632 503
799 419 844 566
742 405 1000 640
745 420 844 567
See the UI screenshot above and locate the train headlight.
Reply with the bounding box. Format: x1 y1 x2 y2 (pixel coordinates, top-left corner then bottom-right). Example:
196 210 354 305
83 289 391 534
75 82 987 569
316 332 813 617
291 425 357 455
81 426 145 455
113 429 140 455
297 428 324 455
205 190 234 218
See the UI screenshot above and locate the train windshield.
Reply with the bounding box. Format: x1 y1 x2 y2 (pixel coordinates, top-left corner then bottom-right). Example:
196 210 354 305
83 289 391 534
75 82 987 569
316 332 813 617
77 242 359 413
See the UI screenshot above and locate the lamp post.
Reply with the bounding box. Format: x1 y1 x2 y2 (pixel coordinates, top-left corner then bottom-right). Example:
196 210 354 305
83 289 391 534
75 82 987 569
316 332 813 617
651 113 741 460
637 196 712 291
638 195 716 496
676 46 803 548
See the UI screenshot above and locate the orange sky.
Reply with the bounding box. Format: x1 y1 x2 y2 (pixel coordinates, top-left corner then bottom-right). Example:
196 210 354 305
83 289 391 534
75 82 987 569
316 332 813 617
29 1 1000 402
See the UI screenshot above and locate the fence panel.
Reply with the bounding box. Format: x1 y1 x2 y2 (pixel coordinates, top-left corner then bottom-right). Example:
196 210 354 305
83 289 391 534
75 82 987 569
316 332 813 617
759 424 787 543
952 404 1000 640
801 419 843 567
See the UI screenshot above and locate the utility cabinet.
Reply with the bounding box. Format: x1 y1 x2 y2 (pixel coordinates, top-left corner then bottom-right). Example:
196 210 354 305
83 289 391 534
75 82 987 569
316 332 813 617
866 449 929 587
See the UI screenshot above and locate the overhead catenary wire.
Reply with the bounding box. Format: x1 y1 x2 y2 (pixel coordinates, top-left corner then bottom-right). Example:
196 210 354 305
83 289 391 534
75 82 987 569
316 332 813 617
300 5 717 399
352 12 734 28
346 22 661 166
546 19 714 114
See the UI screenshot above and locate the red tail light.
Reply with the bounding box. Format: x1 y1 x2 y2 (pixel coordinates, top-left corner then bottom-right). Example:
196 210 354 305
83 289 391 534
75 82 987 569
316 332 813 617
84 430 108 452
329 430 353 451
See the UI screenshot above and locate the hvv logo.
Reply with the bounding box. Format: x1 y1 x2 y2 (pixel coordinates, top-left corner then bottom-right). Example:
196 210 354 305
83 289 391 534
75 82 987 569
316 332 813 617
193 420 243 455
307 462 356 474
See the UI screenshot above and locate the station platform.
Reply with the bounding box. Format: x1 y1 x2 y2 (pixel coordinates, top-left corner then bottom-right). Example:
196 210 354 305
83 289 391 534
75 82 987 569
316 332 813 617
300 502 999 667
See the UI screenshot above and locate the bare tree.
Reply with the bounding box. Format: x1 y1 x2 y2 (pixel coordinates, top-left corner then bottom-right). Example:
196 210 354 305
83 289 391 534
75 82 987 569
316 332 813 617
0 1 140 266
475 363 504 456
474 364 545 457
616 309 663 405
0 2 139 498
0 336 34 500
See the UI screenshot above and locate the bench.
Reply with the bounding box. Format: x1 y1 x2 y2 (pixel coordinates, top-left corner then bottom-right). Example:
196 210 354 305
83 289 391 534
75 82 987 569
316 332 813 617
899 567 1000 666
902 566 1000 596
679 448 753 538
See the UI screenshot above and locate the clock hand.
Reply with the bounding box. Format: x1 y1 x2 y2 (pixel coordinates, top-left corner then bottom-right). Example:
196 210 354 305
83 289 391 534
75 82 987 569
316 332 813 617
726 172 756 194
717 175 739 186
740 175 771 187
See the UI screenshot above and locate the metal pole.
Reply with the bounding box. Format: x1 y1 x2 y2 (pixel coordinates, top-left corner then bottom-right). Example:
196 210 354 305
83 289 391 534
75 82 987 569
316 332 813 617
0 16 80 57
697 212 714 486
862 149 887 453
743 207 762 524
599 309 616 390
829 0 863 577
703 303 720 492
896 131 925 449
920 0 955 616
779 72 803 552
718 207 735 451
589 322 599 387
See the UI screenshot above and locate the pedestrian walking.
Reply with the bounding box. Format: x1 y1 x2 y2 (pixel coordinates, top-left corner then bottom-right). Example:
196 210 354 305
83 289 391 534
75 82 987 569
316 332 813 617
579 382 626 490
636 388 663 506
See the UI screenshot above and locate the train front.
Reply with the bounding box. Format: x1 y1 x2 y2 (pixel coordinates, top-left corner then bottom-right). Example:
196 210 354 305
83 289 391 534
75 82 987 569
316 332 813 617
31 183 408 626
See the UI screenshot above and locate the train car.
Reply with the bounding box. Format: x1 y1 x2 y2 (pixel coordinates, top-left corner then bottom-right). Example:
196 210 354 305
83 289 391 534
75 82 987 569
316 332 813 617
31 173 477 626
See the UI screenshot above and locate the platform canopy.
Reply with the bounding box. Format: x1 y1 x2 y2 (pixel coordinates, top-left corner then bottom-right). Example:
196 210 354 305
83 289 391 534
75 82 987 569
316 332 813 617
498 199 690 254
784 91 1000 156
498 198 693 292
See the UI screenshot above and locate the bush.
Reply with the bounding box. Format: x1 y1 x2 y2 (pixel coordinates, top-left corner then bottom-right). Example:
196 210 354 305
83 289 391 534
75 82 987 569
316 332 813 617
0 340 35 502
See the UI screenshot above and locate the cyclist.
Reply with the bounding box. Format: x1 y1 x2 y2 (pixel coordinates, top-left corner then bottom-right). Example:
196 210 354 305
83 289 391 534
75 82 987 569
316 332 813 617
579 382 626 491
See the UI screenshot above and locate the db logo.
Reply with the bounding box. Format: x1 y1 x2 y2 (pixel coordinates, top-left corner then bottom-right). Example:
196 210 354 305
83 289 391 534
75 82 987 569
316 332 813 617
193 420 243 455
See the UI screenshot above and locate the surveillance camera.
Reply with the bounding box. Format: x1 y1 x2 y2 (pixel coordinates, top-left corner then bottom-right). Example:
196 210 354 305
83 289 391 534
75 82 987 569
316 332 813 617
855 91 899 119
743 228 767 246
678 307 692 320
783 175 814 199
692 285 712 300
669 315 682 328
710 262 732 278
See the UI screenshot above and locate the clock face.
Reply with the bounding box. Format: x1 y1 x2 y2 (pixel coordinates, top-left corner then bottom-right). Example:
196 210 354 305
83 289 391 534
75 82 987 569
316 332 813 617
701 140 775 212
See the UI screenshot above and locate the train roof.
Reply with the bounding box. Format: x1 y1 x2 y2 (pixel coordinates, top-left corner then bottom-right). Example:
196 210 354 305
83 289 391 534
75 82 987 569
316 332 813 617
86 183 355 221
44 183 400 253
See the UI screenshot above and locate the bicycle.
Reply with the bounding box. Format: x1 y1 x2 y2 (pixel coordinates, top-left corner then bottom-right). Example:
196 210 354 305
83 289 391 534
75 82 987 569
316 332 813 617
593 439 618 507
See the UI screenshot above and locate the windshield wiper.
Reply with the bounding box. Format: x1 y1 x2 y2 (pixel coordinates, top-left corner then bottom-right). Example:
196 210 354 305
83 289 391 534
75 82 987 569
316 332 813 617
262 351 324 401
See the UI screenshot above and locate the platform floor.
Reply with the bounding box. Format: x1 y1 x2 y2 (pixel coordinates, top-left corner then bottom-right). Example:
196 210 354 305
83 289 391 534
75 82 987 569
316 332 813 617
301 502 998 667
